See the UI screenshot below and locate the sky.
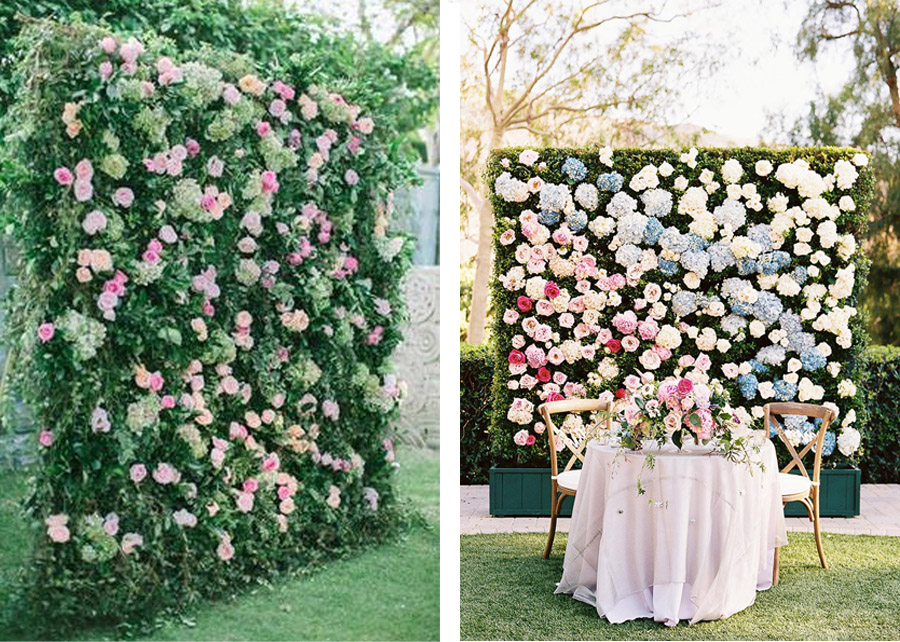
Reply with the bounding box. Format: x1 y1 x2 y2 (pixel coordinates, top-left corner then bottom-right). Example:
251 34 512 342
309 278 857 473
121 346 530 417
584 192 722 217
461 0 857 144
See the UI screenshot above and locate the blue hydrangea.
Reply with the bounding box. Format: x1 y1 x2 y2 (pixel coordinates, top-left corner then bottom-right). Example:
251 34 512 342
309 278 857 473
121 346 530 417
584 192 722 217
641 188 673 217
565 210 588 233
721 277 751 301
659 258 679 276
538 209 560 226
615 243 643 268
779 312 803 336
660 227 689 254
643 217 664 245
597 172 624 192
672 291 699 317
747 223 773 252
685 233 709 252
774 379 797 401
752 291 783 325
709 242 736 272
756 345 786 366
791 266 808 285
737 259 759 276
606 191 637 218
712 199 746 232
785 331 816 354
820 431 836 456
721 314 747 335
757 251 791 275
784 415 805 430
730 301 752 317
749 359 769 374
681 250 710 279
562 157 587 182
801 420 817 433
539 183 569 213
800 347 826 371
616 213 649 245
738 373 759 400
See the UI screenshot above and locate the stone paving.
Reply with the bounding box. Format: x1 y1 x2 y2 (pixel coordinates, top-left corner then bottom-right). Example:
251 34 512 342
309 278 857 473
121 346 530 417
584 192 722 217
460 484 900 536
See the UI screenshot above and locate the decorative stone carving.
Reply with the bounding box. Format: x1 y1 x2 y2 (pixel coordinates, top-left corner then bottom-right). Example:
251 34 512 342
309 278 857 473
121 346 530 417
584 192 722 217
394 266 440 449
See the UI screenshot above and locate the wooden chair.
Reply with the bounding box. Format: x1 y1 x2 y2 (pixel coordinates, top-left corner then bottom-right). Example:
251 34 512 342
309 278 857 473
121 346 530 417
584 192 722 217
763 402 835 585
538 398 612 559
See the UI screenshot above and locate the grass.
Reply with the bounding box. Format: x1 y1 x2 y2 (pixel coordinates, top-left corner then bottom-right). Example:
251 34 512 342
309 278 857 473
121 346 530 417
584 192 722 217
461 531 900 640
0 448 439 641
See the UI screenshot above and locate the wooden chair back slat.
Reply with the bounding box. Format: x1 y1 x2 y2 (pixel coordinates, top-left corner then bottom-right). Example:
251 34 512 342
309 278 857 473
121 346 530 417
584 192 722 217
763 402 835 484
538 399 612 478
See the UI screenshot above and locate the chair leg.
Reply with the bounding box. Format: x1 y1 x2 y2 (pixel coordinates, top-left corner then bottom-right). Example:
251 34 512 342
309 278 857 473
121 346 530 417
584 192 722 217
543 492 559 560
772 544 780 586
812 491 828 570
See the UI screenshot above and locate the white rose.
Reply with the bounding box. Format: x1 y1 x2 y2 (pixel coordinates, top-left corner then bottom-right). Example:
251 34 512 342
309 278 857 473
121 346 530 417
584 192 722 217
659 161 674 177
838 195 855 211
673 176 689 191
852 153 868 167
749 320 765 338
837 427 860 456
755 160 773 176
837 379 858 398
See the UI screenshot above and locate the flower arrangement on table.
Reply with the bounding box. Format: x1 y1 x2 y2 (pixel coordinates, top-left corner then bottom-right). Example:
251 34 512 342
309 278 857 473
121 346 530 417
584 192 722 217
486 146 872 472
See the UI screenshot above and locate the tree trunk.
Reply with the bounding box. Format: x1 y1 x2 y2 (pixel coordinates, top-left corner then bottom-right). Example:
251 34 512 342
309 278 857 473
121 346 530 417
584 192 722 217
466 128 504 344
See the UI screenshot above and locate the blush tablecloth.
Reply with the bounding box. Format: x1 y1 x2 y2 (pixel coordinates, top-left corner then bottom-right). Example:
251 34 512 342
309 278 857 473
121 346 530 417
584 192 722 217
555 439 786 626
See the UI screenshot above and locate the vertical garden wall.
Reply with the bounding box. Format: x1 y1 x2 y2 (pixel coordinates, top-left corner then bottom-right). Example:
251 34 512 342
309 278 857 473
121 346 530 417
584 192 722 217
0 20 417 624
487 147 872 469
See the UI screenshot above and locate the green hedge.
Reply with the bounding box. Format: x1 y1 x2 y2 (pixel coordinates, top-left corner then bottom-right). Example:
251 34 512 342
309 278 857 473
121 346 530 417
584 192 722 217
861 346 900 483
460 345 499 484
461 344 900 484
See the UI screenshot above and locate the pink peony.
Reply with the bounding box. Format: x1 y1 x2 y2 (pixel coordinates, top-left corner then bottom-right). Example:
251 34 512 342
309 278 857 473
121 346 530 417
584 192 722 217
112 187 134 208
82 210 108 235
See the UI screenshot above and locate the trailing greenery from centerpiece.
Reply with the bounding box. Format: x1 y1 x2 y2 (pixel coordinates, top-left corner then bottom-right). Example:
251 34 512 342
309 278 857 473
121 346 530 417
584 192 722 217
486 146 872 470
0 20 416 626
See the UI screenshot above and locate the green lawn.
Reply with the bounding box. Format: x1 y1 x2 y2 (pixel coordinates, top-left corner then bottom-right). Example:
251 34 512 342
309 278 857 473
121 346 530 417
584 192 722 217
0 448 439 641
461 531 900 640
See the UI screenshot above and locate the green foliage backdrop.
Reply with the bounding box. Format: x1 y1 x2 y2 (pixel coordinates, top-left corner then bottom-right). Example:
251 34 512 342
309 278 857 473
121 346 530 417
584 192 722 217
0 20 417 626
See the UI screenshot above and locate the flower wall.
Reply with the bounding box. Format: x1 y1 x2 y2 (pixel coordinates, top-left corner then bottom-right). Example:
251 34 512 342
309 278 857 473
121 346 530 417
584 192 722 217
1 22 413 622
487 147 872 468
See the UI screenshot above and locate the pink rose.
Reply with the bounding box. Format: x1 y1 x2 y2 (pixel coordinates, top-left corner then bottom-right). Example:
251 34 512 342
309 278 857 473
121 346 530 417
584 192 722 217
121 532 143 554
326 485 341 509
130 463 147 483
236 491 255 513
113 187 134 208
544 281 561 299
676 378 694 398
54 167 74 186
217 536 235 561
344 169 360 186
513 429 529 446
503 309 519 325
38 430 54 447
260 170 279 193
37 322 55 343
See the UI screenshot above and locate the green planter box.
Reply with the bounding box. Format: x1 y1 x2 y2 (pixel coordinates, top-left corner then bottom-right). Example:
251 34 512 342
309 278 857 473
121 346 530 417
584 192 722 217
783 466 861 518
489 465 861 518
489 467 574 517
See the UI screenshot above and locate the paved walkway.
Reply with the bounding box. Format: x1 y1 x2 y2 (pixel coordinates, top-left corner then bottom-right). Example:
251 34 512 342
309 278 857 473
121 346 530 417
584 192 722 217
461 484 900 536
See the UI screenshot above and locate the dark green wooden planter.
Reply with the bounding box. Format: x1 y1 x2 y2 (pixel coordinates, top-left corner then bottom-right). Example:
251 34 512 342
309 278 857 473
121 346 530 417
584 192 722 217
783 466 861 518
489 465 861 518
489 467 574 516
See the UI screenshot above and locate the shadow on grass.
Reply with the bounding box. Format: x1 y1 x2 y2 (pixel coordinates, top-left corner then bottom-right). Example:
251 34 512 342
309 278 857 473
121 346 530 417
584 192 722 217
461 531 900 641
0 448 439 642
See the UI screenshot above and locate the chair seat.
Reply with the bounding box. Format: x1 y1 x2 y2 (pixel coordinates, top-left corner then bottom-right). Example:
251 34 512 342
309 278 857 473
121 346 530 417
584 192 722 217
557 469 581 492
779 472 812 497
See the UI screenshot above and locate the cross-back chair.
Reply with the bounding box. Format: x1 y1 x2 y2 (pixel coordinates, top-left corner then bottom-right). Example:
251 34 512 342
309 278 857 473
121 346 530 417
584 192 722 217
538 398 613 559
764 402 836 584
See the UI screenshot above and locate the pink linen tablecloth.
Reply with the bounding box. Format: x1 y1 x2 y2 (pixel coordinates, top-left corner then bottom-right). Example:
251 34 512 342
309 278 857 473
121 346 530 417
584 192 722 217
555 439 786 626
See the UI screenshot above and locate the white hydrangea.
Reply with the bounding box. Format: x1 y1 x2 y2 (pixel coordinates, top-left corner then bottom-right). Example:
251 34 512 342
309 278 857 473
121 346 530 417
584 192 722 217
730 236 762 260
852 153 868 167
524 276 547 300
588 216 615 238
834 159 859 190
678 187 709 218
838 426 860 456
494 172 530 202
629 164 659 192
655 325 682 349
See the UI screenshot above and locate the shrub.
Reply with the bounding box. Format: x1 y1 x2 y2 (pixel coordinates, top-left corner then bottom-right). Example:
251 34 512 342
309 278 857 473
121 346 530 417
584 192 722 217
861 345 900 483
487 147 872 470
460 344 497 484
0 20 415 627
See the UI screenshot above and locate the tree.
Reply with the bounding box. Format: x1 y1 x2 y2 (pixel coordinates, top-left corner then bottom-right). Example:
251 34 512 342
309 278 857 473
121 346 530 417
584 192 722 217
460 0 710 344
779 0 900 344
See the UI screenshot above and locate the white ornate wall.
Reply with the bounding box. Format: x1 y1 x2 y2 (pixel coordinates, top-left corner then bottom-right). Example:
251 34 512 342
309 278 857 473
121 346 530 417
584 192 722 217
394 266 440 449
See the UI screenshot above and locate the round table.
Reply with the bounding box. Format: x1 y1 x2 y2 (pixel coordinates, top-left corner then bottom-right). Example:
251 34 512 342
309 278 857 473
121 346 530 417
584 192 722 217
555 439 787 626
